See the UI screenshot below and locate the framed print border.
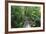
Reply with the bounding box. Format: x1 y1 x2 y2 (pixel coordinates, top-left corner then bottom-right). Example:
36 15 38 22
5 0 45 34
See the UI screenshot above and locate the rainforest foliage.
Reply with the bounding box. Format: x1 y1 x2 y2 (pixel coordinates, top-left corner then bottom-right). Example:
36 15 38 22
11 6 41 28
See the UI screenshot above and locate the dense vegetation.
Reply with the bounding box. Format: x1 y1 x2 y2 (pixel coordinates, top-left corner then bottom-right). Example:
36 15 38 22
11 6 41 28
